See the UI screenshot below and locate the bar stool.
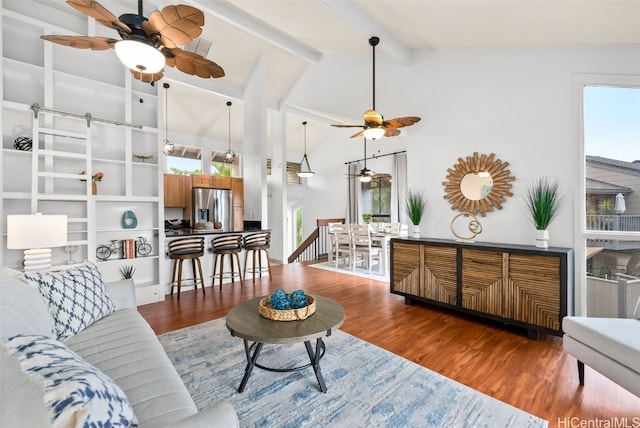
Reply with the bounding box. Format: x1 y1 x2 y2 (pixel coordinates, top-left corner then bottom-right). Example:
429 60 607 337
168 236 205 300
211 234 244 291
243 231 272 284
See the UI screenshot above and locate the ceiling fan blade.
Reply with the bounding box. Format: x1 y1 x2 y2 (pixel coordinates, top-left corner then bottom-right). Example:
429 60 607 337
331 124 365 128
383 116 422 129
165 48 225 78
66 0 131 33
383 128 401 137
40 35 116 50
148 5 204 49
350 130 365 138
130 68 164 83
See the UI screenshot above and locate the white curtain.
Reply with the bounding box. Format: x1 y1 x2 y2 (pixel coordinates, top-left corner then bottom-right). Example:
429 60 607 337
347 162 361 224
391 153 408 224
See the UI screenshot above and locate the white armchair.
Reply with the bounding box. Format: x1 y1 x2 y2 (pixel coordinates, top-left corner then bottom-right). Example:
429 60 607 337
562 297 640 397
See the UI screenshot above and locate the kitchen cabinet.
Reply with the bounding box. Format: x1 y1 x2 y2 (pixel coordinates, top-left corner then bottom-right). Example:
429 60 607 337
213 176 231 189
191 174 213 188
391 238 574 338
231 178 244 230
164 174 189 208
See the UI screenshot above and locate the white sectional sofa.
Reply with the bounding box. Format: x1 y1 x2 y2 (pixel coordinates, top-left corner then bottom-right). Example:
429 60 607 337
0 264 239 427
562 297 640 397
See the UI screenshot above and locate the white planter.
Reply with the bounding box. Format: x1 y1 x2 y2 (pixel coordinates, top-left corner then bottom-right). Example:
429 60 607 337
412 224 421 238
536 229 549 248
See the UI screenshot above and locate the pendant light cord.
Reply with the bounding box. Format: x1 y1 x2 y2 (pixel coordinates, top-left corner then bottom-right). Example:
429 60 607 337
363 138 367 169
303 121 308 154
227 101 232 151
163 83 169 140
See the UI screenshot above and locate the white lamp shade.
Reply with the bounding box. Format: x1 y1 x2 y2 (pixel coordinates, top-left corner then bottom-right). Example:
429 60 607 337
7 214 68 249
114 40 165 74
363 126 385 140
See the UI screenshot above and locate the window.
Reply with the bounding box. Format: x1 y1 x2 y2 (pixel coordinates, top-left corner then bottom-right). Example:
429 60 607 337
165 145 240 176
211 151 240 177
266 159 302 185
166 156 201 175
361 174 392 223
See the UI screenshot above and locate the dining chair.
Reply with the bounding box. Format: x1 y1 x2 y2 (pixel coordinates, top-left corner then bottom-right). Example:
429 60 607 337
388 223 401 235
327 222 343 264
331 223 352 268
350 224 384 275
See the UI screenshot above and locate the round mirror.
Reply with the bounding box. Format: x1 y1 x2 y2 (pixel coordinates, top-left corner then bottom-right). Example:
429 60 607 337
442 152 515 217
460 172 493 201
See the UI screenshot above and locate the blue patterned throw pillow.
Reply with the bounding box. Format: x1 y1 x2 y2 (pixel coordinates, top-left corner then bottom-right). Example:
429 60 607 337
23 262 115 340
2 334 138 427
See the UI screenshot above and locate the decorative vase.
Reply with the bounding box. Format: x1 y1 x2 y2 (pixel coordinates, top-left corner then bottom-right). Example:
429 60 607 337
536 229 549 248
412 224 420 238
91 181 97 195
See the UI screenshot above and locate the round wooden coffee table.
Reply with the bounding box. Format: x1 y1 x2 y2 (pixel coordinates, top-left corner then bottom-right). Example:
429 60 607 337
226 295 345 393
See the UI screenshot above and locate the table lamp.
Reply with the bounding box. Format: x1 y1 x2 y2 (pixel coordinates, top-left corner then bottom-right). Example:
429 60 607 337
7 213 68 272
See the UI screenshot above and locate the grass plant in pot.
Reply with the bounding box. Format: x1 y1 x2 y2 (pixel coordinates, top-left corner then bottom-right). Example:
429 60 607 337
525 177 564 248
405 190 427 238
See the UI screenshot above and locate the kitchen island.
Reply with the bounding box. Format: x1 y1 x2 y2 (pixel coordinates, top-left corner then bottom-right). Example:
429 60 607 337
163 229 272 295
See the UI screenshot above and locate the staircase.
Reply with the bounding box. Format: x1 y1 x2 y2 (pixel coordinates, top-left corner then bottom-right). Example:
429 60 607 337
288 218 345 263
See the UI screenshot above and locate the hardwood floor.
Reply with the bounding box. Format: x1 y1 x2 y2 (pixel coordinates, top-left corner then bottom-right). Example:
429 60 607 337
138 263 640 427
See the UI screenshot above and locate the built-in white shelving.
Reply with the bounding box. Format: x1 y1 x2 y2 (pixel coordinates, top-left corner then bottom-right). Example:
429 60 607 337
1 4 165 305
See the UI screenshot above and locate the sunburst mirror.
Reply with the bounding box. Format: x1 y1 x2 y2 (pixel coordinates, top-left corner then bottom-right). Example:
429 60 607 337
442 152 515 217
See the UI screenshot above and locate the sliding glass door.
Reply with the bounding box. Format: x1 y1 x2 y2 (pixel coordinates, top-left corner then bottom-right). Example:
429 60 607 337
581 81 640 318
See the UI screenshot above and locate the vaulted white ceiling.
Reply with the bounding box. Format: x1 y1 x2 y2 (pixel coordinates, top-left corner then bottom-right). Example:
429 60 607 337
33 0 640 154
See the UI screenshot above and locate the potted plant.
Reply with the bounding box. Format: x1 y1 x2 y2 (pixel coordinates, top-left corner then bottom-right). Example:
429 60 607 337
119 265 136 280
525 177 564 248
404 190 427 238
361 213 372 224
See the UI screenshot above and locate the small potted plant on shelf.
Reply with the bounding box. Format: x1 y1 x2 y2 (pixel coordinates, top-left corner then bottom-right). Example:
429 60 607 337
525 177 564 248
405 189 427 238
361 213 372 224
119 265 135 280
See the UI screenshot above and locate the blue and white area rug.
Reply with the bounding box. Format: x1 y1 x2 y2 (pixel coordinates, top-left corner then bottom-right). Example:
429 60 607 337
158 318 547 427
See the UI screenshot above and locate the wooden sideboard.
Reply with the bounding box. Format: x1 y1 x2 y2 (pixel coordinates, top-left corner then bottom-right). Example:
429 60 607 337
390 238 574 338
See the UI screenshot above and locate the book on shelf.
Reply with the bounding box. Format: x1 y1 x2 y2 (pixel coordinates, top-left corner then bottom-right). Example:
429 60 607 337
123 239 136 259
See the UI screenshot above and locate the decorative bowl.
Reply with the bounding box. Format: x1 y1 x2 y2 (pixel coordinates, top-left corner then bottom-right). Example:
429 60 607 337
258 295 316 321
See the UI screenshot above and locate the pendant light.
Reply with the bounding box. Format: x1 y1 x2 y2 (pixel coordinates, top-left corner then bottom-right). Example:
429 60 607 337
224 101 236 163
359 138 372 183
297 121 314 178
162 82 175 155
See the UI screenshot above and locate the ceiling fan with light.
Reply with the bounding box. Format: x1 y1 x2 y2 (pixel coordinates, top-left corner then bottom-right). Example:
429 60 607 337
40 0 224 83
332 36 420 140
346 138 390 183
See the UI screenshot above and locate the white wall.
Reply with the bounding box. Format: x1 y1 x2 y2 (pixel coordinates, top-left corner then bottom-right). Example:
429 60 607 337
289 45 640 248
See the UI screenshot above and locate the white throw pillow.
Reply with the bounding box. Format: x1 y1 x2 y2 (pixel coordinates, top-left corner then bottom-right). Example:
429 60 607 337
23 262 115 340
2 334 138 428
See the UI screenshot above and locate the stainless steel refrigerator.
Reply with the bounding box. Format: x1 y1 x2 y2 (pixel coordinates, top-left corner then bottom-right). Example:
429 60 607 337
192 188 233 232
